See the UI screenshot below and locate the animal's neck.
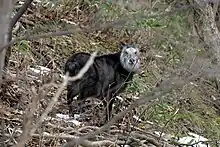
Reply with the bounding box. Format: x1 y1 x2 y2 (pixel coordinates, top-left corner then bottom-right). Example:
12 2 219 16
118 63 134 78
101 51 135 77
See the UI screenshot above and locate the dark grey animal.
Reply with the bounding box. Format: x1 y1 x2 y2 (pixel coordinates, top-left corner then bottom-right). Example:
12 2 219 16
64 42 140 122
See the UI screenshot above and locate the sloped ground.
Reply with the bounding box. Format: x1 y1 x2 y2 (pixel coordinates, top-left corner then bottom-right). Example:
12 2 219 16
0 0 220 146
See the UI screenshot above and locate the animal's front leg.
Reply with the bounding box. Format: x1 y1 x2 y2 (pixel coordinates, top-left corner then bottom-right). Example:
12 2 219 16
67 83 80 117
67 90 75 117
76 93 86 114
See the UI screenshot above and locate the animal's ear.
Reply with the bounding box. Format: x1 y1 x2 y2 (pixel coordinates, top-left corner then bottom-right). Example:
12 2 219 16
118 41 126 50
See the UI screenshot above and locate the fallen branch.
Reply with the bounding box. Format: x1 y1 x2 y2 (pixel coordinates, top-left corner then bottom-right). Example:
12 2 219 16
45 123 75 132
33 132 117 147
173 140 218 147
131 132 161 147
77 126 100 132
5 131 117 147
131 126 159 139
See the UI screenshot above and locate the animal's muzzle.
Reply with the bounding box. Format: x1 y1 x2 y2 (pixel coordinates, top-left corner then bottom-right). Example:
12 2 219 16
129 59 135 65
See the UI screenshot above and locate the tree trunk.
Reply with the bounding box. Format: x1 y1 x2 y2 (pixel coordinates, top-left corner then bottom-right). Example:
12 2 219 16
190 0 220 63
4 0 34 71
0 0 13 86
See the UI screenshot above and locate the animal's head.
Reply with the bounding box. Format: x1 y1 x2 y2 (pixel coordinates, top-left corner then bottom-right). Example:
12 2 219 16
119 42 141 73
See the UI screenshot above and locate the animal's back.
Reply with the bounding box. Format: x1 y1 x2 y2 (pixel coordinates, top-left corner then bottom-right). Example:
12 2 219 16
66 52 124 100
77 53 120 99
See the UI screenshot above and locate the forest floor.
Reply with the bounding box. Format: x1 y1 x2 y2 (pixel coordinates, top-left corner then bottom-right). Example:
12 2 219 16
0 0 220 147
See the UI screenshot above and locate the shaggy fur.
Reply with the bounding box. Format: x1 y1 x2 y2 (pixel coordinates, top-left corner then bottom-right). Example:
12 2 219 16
64 42 140 122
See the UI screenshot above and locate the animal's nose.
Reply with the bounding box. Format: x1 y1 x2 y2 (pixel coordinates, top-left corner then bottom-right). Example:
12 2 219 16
129 59 135 64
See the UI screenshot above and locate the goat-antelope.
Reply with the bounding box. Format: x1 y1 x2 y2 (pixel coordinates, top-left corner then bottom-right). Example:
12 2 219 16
64 42 141 122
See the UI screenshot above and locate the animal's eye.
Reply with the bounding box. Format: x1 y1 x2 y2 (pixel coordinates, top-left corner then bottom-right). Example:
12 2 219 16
124 51 128 55
134 51 137 54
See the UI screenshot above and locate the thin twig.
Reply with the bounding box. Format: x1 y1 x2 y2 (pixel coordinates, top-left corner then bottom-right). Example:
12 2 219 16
0 4 191 53
63 73 196 147
5 0 34 69
30 51 97 134
14 51 97 147
10 0 34 30
159 108 179 142
32 133 117 147
14 85 39 147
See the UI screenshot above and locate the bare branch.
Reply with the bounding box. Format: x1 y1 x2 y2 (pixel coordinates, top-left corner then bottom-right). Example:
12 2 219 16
14 84 47 147
5 0 34 69
15 51 98 147
0 5 191 53
10 0 34 30
0 0 13 85
63 72 196 147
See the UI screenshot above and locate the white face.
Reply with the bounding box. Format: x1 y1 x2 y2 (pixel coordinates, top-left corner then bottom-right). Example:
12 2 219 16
120 45 140 72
